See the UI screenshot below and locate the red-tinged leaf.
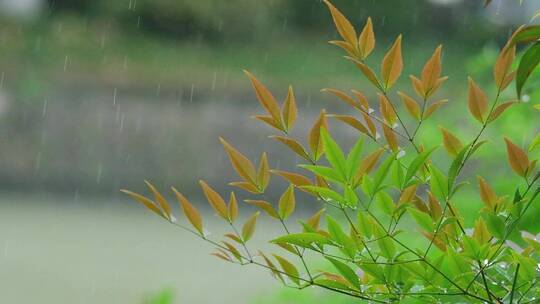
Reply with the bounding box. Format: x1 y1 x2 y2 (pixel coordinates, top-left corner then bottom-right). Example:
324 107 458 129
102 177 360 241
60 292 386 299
349 58 382 90
504 137 530 177
278 185 296 220
468 78 489 123
379 94 397 125
358 17 375 59
269 135 311 161
308 110 328 160
273 254 300 285
439 127 463 157
121 189 166 219
244 70 283 125
424 99 448 119
228 192 239 222
144 181 172 220
307 208 326 230
494 45 516 88
351 89 370 110
229 181 260 194
382 124 398 153
323 0 358 49
172 187 204 234
477 176 497 210
199 180 228 219
282 86 297 131
421 45 443 97
487 101 517 123
381 35 403 90
245 200 279 219
252 115 283 131
409 75 425 98
397 91 421 120
322 88 363 110
329 114 370 136
270 170 313 188
220 137 258 184
257 152 270 191
242 212 260 242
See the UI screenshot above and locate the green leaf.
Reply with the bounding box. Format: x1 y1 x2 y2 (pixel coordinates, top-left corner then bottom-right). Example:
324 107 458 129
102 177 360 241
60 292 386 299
407 208 435 232
271 233 330 248
373 156 395 192
273 254 300 285
326 257 360 290
405 147 437 185
447 143 471 192
327 215 357 257
372 224 395 259
482 213 505 239
301 185 346 205
511 25 540 46
343 185 359 207
320 128 347 179
299 164 344 183
529 133 540 152
346 136 365 180
517 41 540 97
429 165 448 200
392 159 405 188
242 212 260 242
357 211 373 238
358 263 385 281
278 185 296 220
377 192 396 215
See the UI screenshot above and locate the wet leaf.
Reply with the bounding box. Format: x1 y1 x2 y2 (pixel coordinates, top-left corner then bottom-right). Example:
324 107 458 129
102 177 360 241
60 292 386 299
170 187 203 234
477 176 497 210
467 78 488 123
397 91 421 120
308 110 328 160
440 127 463 157
472 218 491 244
282 86 297 131
487 101 517 123
269 136 311 161
329 114 370 137
270 170 312 188
228 192 238 222
244 70 282 126
320 128 347 178
358 17 375 59
307 208 326 230
273 254 300 285
242 211 260 242
424 99 448 119
504 137 530 177
516 42 540 97
408 207 434 232
199 180 228 219
494 44 516 89
144 181 172 220
381 35 403 90
421 45 443 97
257 153 270 191
272 232 330 248
382 124 398 153
349 58 382 90
121 189 166 219
278 185 296 220
322 88 363 110
323 0 357 49
379 94 397 125
326 257 360 290
245 200 279 219
220 137 257 184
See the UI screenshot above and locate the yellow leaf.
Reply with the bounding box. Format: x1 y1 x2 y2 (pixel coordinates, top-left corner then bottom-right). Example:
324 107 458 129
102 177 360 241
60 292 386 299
278 185 296 220
397 91 421 120
473 218 491 245
409 75 425 98
121 189 166 219
199 180 228 219
381 35 403 90
350 89 370 110
224 233 243 244
467 78 488 123
269 135 311 161
349 58 381 89
504 137 530 177
270 170 313 188
220 137 257 184
487 101 517 123
439 127 463 157
322 88 363 110
424 99 448 119
229 181 260 194
398 184 418 205
245 199 279 219
362 113 377 137
273 254 300 284
307 208 325 230
328 40 357 57
329 114 370 136
222 241 243 262
258 251 283 281
144 181 172 220
242 211 260 242
172 187 203 234
282 86 297 131
308 110 328 160
421 231 447 251
323 0 358 49
477 176 497 210
494 45 516 89
382 124 398 153
358 17 375 59
379 94 397 125
252 115 283 131
421 45 443 97
257 152 270 191
244 70 283 126
228 192 239 222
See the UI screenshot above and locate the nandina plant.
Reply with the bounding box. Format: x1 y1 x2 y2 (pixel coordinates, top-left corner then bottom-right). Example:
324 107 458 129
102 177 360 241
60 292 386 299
122 1 540 303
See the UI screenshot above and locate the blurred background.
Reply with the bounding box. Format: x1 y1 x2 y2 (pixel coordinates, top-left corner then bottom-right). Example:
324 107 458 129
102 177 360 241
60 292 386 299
0 0 539 303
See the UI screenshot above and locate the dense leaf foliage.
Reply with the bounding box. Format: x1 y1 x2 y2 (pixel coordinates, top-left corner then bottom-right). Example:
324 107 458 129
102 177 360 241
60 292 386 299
123 1 540 303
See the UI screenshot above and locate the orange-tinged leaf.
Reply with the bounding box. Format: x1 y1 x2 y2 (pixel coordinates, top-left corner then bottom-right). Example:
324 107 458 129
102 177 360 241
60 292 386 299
144 181 172 220
350 90 370 110
257 152 270 191
245 199 279 219
199 180 228 219
270 170 312 188
421 45 443 96
467 78 489 123
494 45 516 88
500 70 516 91
309 110 328 160
487 101 517 123
397 91 421 120
328 40 357 57
242 211 260 242
421 231 447 251
211 251 232 262
379 94 397 125
278 185 296 220
381 35 403 90
349 58 381 89
252 115 283 131
323 0 357 48
427 191 442 220
504 137 530 177
424 99 448 119
244 70 282 125
398 184 418 205
329 114 370 136
382 124 398 153
228 192 239 222
172 187 203 234
362 113 377 137
357 148 385 177
222 241 243 262
282 86 297 131
322 88 363 110
269 135 311 161
473 218 491 245
220 137 257 184
229 181 260 194
259 251 284 281
477 176 497 210
358 17 375 59
273 254 300 284
121 189 166 219
440 127 463 157
409 75 425 98
307 208 326 230
224 233 243 244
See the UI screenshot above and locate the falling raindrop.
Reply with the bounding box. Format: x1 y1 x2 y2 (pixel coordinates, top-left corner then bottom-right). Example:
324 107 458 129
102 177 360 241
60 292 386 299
42 99 48 117
96 163 103 184
63 55 69 71
189 84 195 102
211 72 217 91
113 88 117 105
